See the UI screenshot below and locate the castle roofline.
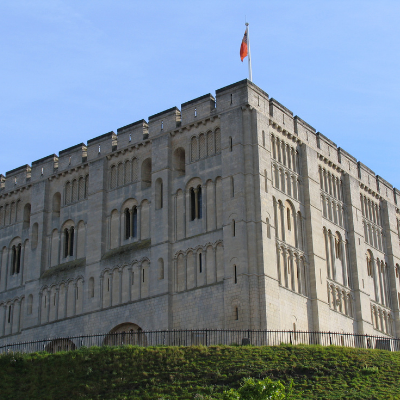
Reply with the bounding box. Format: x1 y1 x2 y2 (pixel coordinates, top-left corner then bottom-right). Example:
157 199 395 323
338 147 357 163
269 98 293 116
32 154 58 167
59 143 87 156
216 79 269 99
87 131 116 145
117 119 148 133
317 132 337 148
294 115 316 133
6 164 31 177
181 93 215 108
148 107 180 121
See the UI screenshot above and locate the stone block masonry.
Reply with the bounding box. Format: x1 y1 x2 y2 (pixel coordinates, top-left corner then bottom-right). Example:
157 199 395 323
0 79 399 345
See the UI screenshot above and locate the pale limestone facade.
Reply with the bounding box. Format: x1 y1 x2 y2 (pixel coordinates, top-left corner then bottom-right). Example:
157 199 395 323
1 79 400 344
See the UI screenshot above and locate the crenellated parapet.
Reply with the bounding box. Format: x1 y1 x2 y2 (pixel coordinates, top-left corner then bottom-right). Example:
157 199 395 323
0 78 398 204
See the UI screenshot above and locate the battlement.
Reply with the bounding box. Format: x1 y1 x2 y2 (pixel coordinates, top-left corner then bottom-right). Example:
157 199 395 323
0 79 397 199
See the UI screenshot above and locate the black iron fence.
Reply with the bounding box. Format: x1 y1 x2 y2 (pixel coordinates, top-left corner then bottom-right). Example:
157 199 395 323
0 329 399 354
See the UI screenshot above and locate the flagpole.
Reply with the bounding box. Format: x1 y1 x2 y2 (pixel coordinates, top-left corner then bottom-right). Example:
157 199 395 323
246 22 252 82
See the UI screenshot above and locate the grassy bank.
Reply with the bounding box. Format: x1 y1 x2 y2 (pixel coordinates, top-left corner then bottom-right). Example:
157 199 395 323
0 345 399 399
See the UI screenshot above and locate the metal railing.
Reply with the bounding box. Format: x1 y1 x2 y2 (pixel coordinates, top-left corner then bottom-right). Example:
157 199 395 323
0 329 399 354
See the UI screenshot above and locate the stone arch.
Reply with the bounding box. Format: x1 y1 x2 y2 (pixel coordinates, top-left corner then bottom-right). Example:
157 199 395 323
45 338 76 353
103 322 145 346
61 219 75 259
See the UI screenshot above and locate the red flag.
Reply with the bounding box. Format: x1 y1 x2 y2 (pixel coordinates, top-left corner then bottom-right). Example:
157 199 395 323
240 28 248 62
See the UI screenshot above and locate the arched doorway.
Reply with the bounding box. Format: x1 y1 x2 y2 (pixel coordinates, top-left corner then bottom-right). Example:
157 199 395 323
45 338 76 353
103 322 146 346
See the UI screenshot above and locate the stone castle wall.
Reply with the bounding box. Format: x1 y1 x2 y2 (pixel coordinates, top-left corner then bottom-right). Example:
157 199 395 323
0 79 399 346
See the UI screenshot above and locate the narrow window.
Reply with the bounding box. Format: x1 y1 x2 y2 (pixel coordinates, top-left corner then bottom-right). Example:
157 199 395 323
235 307 239 320
190 188 196 221
41 167 44 176
8 306 11 323
142 268 145 282
132 207 138 237
194 108 197 117
287 208 291 231
68 156 71 165
16 243 21 274
161 120 163 130
125 209 131 239
230 94 233 104
231 176 235 197
69 227 74 256
11 245 16 275
64 229 69 258
76 288 78 300
234 265 237 284
197 186 202 219
262 131 265 147
233 220 236 237
132 271 134 285
107 278 110 291
229 137 233 152
199 253 202 273
264 170 268 192
98 145 101 153
129 134 132 142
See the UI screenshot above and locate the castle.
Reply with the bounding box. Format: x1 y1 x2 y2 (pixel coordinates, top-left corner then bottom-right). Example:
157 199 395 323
0 79 399 345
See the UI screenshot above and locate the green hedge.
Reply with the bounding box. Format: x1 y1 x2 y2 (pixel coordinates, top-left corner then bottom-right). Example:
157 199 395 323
0 345 399 399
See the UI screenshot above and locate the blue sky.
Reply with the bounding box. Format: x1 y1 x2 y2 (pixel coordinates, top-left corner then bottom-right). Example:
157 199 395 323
1 1 399 188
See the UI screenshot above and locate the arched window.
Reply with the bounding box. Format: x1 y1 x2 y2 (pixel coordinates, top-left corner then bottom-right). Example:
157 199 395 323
132 207 138 237
23 203 31 229
64 226 74 258
199 134 206 158
124 160 131 184
198 252 202 273
88 277 95 298
72 179 78 202
155 178 163 209
11 244 22 275
215 129 221 153
190 185 202 221
207 131 214 156
118 163 124 187
27 294 33 315
52 192 61 217
173 147 185 176
78 177 85 200
110 166 117 189
141 158 152 189
191 137 198 162
131 158 138 182
124 208 130 239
